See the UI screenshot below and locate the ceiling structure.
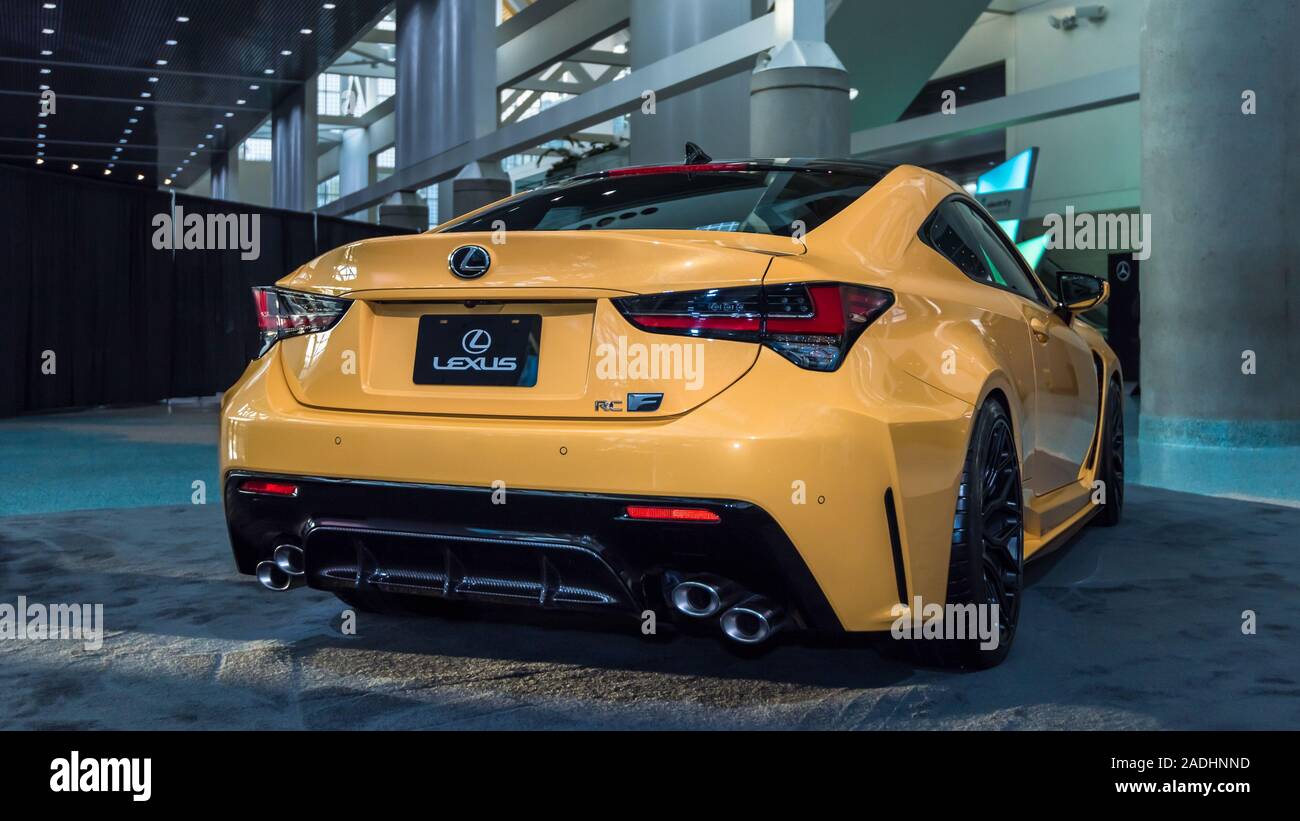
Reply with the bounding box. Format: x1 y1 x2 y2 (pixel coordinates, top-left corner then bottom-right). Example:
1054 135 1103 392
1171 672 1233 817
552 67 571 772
0 0 392 189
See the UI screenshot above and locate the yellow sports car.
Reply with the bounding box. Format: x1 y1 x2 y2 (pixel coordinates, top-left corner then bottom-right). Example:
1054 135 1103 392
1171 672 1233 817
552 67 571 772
221 158 1122 668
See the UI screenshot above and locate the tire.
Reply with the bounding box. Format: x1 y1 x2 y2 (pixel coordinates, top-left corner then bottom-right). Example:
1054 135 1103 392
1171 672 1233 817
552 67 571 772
907 399 1025 670
1093 378 1125 527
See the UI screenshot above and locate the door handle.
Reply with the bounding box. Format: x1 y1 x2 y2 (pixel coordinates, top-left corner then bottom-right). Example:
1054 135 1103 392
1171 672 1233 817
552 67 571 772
1029 317 1050 343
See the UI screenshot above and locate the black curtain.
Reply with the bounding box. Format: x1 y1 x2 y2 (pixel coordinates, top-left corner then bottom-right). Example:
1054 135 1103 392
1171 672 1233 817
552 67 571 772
0 164 413 417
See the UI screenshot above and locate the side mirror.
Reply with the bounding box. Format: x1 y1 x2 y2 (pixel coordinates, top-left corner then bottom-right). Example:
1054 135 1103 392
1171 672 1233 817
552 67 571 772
1054 272 1108 321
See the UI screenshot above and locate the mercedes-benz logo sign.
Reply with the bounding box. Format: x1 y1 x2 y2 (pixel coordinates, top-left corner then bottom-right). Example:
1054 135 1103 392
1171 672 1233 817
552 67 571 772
461 329 492 355
448 245 491 279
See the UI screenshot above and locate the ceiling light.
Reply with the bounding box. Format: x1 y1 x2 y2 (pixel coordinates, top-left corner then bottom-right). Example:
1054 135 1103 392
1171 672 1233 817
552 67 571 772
324 3 336 8
205 133 214 139
281 50 292 56
70 163 78 170
119 139 127 144
224 111 234 117
37 143 44 148
39 84 50 90
43 3 57 9
156 59 168 66
123 128 132 134
215 123 224 129
37 133 45 139
140 92 151 98
164 178 172 185
137 173 145 181
104 169 111 175
176 16 190 23
263 68 274 75
237 99 246 105
35 158 44 165
300 28 313 35
148 76 159 83
166 39 178 46
129 118 138 124
39 68 51 74
40 49 52 56
183 159 190 164
249 84 260 90
197 143 205 148
37 150 44 156
134 105 144 111
42 28 54 35
189 151 197 156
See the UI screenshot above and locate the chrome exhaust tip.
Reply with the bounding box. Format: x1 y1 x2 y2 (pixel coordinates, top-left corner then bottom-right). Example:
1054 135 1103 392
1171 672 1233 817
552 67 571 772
273 544 305 577
720 595 786 644
670 576 741 618
256 560 300 592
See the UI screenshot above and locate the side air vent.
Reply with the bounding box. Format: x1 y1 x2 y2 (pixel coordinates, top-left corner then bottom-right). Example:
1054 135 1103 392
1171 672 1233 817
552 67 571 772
883 489 908 605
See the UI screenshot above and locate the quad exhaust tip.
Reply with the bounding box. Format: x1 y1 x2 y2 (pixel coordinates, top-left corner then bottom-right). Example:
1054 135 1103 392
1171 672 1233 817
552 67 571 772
720 595 786 644
670 576 741 619
273 544 305 577
257 545 305 592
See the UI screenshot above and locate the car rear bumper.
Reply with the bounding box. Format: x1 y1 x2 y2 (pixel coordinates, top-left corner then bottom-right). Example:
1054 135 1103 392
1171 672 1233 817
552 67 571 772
220 344 974 631
224 472 842 630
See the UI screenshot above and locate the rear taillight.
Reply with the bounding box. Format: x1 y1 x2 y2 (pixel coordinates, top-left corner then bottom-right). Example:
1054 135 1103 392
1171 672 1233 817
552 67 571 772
613 282 893 371
252 286 350 356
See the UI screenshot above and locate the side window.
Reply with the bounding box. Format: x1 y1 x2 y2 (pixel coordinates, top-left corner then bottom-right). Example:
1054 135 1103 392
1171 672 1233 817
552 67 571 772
925 199 1045 305
926 203 989 282
952 201 1046 304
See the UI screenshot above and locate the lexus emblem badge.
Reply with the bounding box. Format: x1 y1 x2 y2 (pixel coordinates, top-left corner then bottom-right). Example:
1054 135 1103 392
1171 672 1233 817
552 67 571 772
461 329 492 355
448 245 491 279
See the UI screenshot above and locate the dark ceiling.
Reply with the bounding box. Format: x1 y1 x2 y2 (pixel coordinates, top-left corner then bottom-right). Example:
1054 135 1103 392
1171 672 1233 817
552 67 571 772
0 0 392 191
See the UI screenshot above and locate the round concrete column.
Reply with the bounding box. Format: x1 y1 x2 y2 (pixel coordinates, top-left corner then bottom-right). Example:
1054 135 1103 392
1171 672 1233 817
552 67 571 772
451 161 512 219
629 0 756 164
1140 0 1300 445
379 191 428 232
750 65 850 158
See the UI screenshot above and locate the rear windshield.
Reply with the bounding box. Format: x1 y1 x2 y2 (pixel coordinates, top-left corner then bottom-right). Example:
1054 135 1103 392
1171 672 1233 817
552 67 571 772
440 167 884 237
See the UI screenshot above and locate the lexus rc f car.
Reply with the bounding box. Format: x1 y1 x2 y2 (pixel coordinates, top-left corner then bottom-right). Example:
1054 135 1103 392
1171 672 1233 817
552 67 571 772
222 158 1123 668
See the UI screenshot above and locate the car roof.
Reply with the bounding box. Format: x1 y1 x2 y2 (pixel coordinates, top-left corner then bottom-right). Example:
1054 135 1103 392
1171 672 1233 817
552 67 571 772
570 158 898 181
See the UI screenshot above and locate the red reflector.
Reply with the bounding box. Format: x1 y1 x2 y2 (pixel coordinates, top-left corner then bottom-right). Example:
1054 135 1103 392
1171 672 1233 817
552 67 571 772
239 479 299 497
624 505 721 523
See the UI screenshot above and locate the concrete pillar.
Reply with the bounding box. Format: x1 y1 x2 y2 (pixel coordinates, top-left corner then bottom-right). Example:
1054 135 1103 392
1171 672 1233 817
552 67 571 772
339 127 370 196
379 190 429 231
395 0 496 167
749 0 849 158
210 148 238 201
1140 0 1300 445
629 0 757 165
271 77 317 211
451 160 511 219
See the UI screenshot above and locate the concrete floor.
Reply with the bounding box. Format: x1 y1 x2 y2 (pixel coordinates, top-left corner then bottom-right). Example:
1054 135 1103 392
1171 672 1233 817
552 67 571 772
1 405 1298 729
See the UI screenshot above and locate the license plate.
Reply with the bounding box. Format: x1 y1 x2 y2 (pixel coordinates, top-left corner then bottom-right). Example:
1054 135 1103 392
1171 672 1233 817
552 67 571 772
412 315 541 387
